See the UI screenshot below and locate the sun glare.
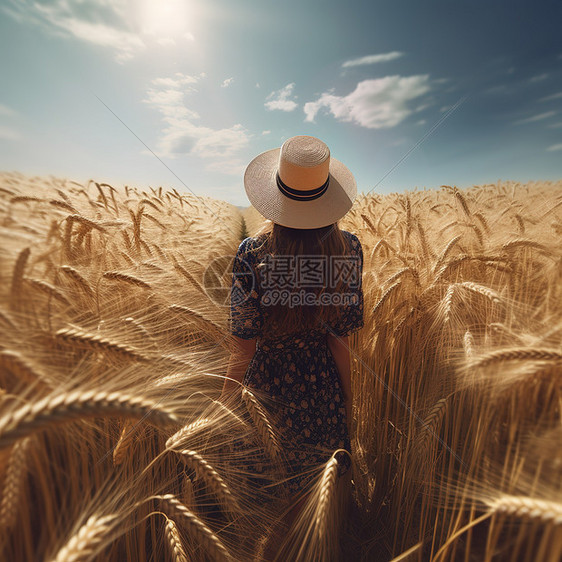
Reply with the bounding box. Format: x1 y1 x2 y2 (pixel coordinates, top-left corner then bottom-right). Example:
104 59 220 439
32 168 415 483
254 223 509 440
137 0 195 39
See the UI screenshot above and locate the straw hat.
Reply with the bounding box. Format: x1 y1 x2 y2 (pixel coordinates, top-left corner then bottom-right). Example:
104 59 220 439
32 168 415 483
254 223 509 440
244 135 357 229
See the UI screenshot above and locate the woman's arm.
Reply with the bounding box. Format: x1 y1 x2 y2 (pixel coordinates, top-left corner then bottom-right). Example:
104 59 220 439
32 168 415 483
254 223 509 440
327 333 353 423
221 335 257 398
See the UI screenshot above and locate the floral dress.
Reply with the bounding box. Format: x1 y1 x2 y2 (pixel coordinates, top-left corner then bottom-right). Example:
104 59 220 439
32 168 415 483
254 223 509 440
230 230 364 497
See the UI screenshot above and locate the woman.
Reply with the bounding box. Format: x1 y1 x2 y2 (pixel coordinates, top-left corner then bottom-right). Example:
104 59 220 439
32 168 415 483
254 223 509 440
222 135 364 506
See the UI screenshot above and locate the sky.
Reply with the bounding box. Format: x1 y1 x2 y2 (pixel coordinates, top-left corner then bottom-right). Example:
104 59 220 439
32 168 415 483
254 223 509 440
1 0 561 207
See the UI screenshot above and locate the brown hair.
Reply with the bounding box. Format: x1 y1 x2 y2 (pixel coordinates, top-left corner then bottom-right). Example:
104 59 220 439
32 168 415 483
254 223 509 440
249 221 351 338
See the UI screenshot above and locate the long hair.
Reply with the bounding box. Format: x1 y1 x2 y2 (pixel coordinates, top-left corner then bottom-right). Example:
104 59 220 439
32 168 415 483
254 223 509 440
249 221 351 338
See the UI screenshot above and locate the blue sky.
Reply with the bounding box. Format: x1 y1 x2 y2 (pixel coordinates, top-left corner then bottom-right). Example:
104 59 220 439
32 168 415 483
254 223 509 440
1 0 561 206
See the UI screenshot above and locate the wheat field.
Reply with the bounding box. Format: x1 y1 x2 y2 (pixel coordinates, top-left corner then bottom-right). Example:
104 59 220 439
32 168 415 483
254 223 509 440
0 170 561 561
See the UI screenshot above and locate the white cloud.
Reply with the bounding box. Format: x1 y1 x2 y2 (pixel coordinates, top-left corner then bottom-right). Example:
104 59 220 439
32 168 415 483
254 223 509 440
514 111 556 125
304 75 431 129
265 83 298 112
540 91 562 102
262 130 271 135
529 73 549 83
547 143 562 152
151 73 200 89
3 0 146 63
144 73 250 171
342 51 404 68
221 77 234 88
548 122 562 129
2 0 197 63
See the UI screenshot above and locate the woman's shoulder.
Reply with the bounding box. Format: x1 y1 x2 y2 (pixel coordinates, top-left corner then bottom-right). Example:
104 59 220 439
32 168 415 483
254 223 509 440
237 234 268 256
340 230 362 252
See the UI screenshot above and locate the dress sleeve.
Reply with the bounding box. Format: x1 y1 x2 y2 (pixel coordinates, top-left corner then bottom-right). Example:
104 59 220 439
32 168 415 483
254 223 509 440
329 233 364 337
230 238 263 339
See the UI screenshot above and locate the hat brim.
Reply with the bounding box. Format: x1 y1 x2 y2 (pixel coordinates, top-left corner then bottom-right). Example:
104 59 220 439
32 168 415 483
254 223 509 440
244 148 357 229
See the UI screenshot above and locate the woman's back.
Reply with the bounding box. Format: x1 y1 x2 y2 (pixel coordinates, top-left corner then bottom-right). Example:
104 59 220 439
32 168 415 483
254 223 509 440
230 228 364 347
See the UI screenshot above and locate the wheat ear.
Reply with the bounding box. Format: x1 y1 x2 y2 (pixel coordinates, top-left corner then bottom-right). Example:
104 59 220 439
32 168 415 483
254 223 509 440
464 330 475 358
459 281 503 304
469 347 562 369
157 494 232 561
66 214 107 232
10 247 30 301
55 327 147 362
24 278 72 306
434 236 462 274
241 388 282 462
314 453 340 541
454 188 471 217
0 437 31 530
178 449 239 512
102 271 151 289
0 390 179 450
485 495 562 526
113 419 138 466
0 350 46 389
172 260 208 297
49 514 118 562
417 396 450 454
165 517 189 562
166 418 211 449
372 281 402 317
59 266 94 299
49 199 77 213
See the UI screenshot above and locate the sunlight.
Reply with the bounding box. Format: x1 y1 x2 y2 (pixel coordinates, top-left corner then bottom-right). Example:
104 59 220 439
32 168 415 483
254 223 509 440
137 0 196 39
